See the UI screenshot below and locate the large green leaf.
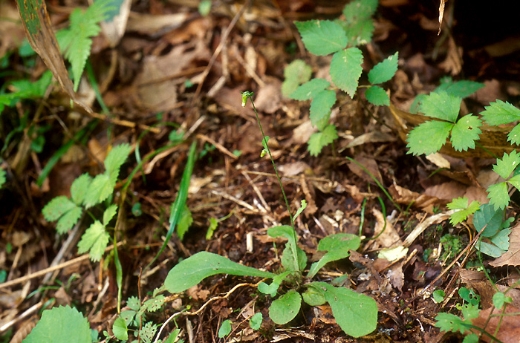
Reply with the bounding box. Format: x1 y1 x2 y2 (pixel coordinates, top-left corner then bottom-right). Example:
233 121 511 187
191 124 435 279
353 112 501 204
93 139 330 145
269 290 302 324
295 20 348 56
24 306 91 343
330 47 363 97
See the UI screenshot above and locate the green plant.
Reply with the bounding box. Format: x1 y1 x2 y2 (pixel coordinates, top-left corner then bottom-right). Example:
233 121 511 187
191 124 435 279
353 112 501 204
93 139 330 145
283 0 398 155
155 93 378 339
42 143 132 261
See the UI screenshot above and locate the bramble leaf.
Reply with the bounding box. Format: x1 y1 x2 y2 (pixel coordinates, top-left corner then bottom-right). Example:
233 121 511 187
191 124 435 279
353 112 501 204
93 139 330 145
368 52 398 84
295 20 348 56
84 174 111 208
450 115 482 151
310 89 336 130
493 151 520 179
406 121 453 156
481 100 520 125
308 125 338 156
330 47 363 97
365 85 389 106
419 91 461 122
290 78 330 101
342 0 378 45
77 220 109 261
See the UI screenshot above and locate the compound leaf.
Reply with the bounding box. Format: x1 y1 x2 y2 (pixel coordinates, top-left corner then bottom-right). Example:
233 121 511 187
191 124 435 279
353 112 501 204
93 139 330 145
56 205 82 234
84 174 111 208
493 151 520 179
295 20 348 56
450 115 482 151
368 52 398 84
105 143 132 185
419 91 461 122
447 197 480 225
42 196 76 221
77 220 109 261
487 182 509 211
330 47 363 97
308 125 338 157
481 100 520 126
70 173 92 205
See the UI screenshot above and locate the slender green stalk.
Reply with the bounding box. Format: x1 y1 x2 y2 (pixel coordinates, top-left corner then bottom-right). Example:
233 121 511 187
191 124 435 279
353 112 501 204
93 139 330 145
242 91 294 227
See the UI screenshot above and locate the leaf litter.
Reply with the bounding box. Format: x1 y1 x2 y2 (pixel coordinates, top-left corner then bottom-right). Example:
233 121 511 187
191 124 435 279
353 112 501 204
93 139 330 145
3 0 520 342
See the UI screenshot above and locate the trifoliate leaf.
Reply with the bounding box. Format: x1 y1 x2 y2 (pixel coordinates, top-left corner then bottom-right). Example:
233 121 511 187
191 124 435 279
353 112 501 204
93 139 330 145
487 182 509 210
368 52 398 84
56 206 82 234
290 78 330 100
105 143 132 185
177 205 193 241
330 47 363 97
77 220 109 261
508 124 520 145
436 77 484 98
84 174 111 208
308 125 338 156
71 173 92 205
450 115 482 151
365 85 389 106
103 204 118 226
481 100 520 125
419 91 461 122
406 121 453 156
295 20 348 56
24 306 91 343
42 196 76 221
447 197 480 225
282 60 312 98
310 89 336 130
493 151 520 179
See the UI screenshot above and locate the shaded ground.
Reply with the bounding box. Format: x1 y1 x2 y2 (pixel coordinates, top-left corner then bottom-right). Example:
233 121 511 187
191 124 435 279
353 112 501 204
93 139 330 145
2 0 520 342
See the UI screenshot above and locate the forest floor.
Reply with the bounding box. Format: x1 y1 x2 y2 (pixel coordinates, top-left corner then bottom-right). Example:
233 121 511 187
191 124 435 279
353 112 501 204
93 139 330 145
2 0 520 342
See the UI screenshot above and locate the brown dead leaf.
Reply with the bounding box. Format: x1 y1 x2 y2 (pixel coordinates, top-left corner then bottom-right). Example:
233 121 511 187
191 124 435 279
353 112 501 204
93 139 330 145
389 184 440 211
0 2 25 57
347 155 382 185
372 208 401 249
254 80 282 114
439 36 463 76
292 121 317 145
424 181 466 201
472 305 520 343
346 131 396 148
490 223 520 267
126 12 189 37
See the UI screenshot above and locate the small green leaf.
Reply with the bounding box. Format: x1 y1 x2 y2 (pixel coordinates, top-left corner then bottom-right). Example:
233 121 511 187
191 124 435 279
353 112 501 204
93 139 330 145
368 52 398 84
290 78 330 101
282 60 312 98
406 121 453 156
112 317 128 341
481 100 520 125
56 206 82 234
0 169 6 189
143 295 165 312
492 292 512 309
258 281 279 297
330 47 363 97
295 20 348 56
268 225 307 271
218 319 232 338
419 91 461 122
450 115 482 151
206 217 219 240
177 205 193 240
473 203 509 237
70 173 92 205
487 182 509 210
508 124 520 145
365 85 389 106
249 313 263 330
307 233 361 278
436 77 484 98
24 306 91 343
84 174 111 208
77 221 110 261
105 143 132 184
493 151 520 179
310 282 377 338
42 196 76 221
103 204 118 227
138 321 157 343
435 312 471 334
432 290 445 303
269 290 301 324
164 252 275 293
302 286 326 306
447 197 480 225
294 200 307 221
308 125 338 156
343 0 378 23
310 89 336 130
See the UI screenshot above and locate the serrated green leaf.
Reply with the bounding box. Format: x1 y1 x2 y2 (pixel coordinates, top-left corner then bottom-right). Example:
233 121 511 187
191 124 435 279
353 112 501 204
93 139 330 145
343 0 378 23
164 252 275 293
330 47 363 97
295 20 348 56
365 85 389 106
481 100 520 125
282 60 312 98
112 317 128 341
419 91 461 122
308 125 338 156
508 174 520 190
269 290 301 325
290 78 330 101
139 321 156 343
56 206 82 234
435 312 471 334
70 173 92 205
310 89 336 130
311 282 377 338
436 77 484 98
218 319 232 338
143 295 165 312
127 296 141 311
342 0 377 45
42 196 77 221
450 115 482 151
447 197 480 225
105 143 132 184
77 221 109 261
103 204 118 226
508 124 520 145
406 121 453 156
343 20 374 46
368 52 398 84
24 305 91 343
493 151 520 179
177 205 193 240
84 174 111 208
487 182 509 210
